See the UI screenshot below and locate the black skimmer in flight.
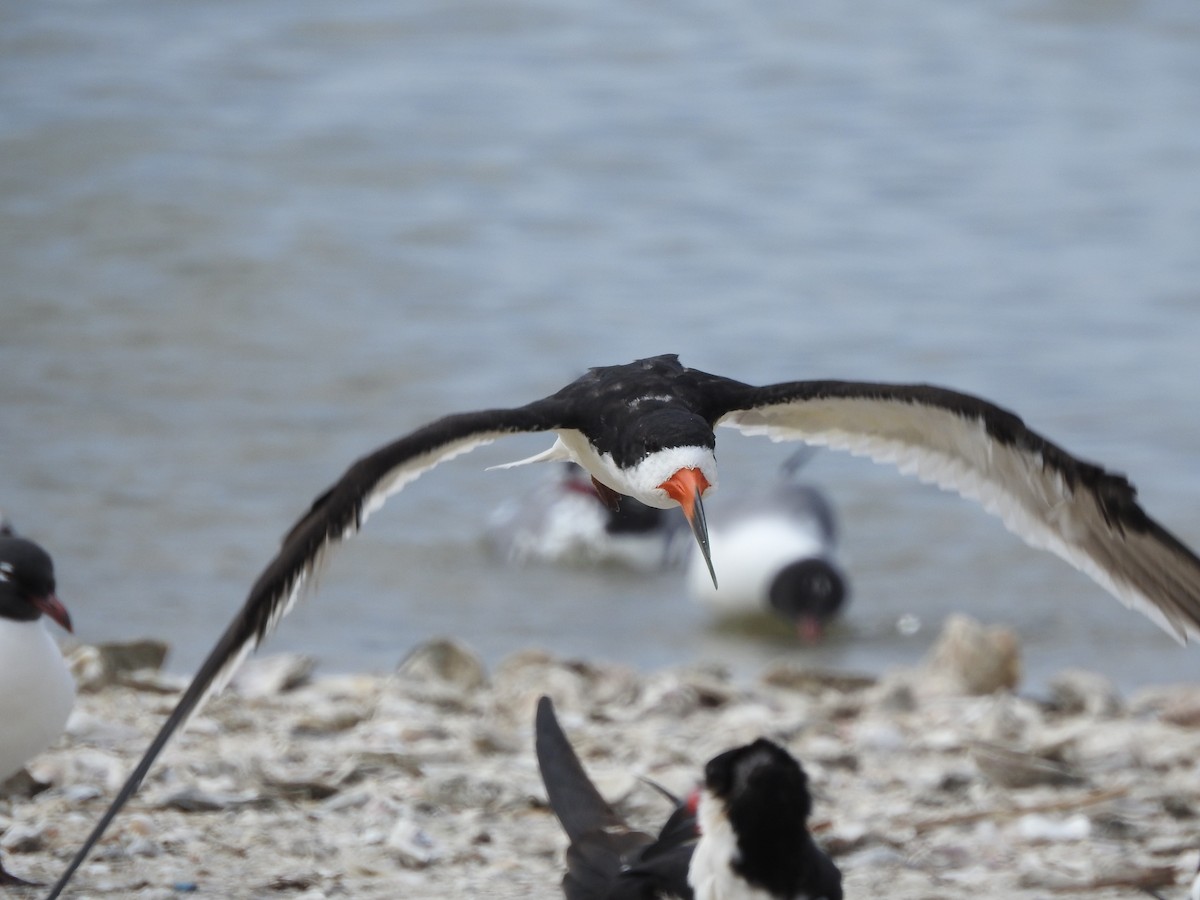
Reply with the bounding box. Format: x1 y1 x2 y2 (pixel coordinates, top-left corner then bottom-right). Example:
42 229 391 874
535 695 842 899
485 463 685 571
0 534 75 887
46 353 1200 896
686 453 847 641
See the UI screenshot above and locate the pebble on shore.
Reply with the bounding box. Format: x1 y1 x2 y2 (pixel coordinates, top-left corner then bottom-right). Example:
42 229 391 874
1 617 1197 899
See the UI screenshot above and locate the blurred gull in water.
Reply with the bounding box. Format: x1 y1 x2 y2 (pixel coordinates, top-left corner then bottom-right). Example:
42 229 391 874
687 451 849 641
484 463 688 572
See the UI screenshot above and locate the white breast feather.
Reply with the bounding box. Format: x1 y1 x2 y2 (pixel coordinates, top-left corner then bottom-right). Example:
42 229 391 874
0 620 74 779
544 430 718 508
689 791 776 900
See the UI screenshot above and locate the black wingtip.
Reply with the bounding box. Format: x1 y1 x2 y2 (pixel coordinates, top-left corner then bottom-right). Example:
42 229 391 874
42 595 278 899
535 693 555 728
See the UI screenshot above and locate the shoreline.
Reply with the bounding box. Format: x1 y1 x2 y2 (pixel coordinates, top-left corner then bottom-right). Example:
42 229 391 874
4 621 1199 899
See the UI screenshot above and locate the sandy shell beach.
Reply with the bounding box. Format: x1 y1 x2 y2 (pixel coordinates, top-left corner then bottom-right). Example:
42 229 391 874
3 618 1199 900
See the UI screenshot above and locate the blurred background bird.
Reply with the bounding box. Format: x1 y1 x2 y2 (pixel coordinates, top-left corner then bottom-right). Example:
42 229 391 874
485 463 689 573
686 451 848 642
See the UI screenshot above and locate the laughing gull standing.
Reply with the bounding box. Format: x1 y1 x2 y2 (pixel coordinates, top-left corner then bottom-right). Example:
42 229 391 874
0 534 74 886
46 353 1200 896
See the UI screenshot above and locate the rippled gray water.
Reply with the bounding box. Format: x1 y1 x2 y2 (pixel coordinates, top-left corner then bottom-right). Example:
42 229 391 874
4 0 1200 691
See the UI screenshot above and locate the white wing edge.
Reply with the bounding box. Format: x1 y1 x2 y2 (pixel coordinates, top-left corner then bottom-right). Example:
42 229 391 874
200 429 513 711
721 404 1192 644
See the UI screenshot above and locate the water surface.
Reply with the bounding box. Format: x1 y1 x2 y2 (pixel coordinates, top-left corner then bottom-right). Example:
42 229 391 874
4 0 1200 692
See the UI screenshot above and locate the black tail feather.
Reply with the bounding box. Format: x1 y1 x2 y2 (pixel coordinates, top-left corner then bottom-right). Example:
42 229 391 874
535 697 626 843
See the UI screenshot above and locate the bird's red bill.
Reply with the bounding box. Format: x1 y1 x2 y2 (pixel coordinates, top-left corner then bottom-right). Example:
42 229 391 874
658 467 710 519
797 616 823 643
660 468 717 588
33 593 73 633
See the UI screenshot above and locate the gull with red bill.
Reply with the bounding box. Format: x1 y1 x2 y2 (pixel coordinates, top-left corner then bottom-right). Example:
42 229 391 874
0 534 75 887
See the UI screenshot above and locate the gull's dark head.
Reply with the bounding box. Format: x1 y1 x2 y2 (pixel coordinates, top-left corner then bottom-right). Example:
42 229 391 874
0 536 72 633
767 558 847 642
